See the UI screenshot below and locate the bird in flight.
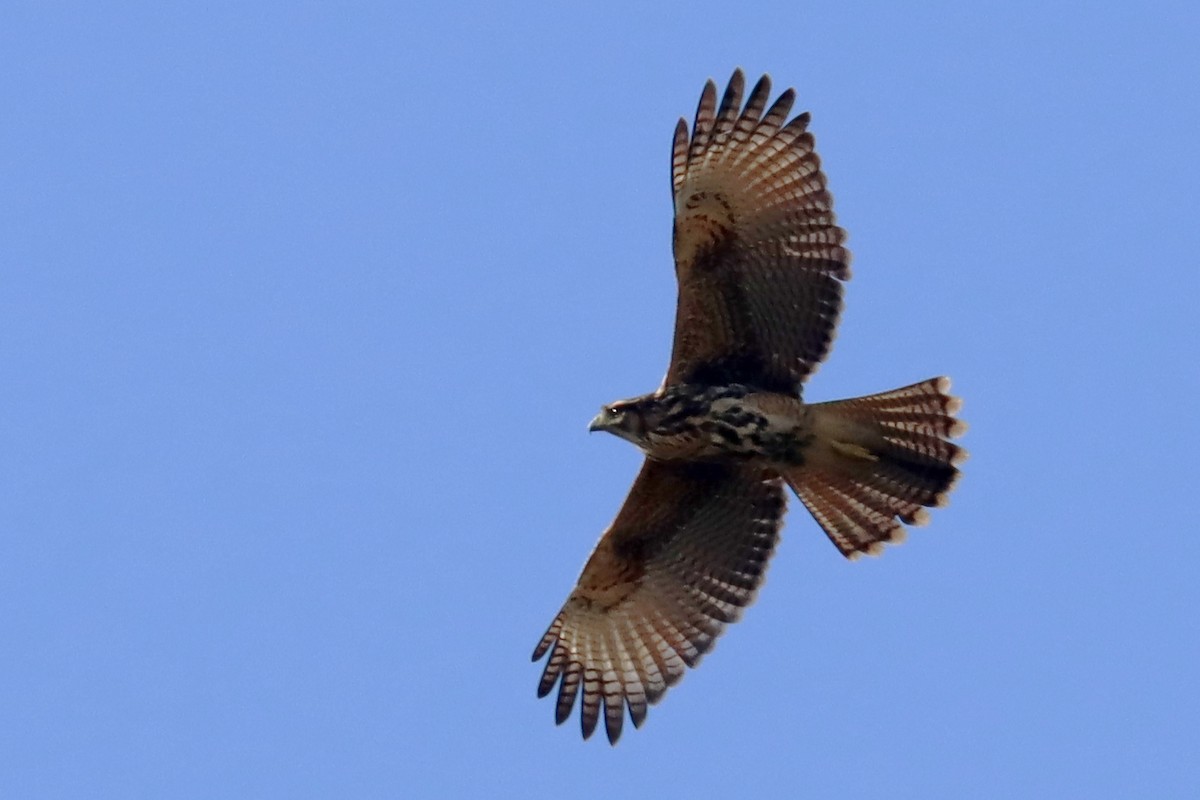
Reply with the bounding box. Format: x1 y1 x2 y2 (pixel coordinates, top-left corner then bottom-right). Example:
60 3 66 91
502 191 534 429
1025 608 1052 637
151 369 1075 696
533 69 966 744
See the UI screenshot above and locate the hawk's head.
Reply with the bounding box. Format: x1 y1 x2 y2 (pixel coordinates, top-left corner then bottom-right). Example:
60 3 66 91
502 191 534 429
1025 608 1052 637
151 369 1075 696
588 397 650 446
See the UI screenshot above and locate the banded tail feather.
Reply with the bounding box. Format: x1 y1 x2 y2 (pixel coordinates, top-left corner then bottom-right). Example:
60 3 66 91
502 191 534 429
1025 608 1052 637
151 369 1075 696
786 377 967 559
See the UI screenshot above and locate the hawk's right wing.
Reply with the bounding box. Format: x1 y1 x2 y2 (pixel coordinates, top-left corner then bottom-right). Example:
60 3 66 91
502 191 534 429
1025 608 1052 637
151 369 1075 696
665 69 851 395
533 460 785 744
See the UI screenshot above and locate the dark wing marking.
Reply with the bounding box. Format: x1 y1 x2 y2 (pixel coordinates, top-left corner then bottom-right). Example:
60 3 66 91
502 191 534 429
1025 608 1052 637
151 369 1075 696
533 459 786 743
666 69 851 395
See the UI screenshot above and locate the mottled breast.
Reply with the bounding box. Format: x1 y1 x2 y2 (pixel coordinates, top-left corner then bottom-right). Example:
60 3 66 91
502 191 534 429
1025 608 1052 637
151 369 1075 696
644 385 815 465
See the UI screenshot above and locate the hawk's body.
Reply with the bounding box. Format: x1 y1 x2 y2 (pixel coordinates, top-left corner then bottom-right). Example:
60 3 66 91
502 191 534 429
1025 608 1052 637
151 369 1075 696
596 383 814 463
534 70 966 744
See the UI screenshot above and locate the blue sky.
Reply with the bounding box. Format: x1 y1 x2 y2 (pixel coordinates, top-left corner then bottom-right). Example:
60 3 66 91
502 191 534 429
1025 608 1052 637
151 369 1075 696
2 2 1197 797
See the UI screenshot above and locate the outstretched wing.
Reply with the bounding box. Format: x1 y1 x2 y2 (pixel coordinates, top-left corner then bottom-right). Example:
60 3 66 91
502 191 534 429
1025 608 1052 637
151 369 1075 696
666 69 851 395
532 460 785 744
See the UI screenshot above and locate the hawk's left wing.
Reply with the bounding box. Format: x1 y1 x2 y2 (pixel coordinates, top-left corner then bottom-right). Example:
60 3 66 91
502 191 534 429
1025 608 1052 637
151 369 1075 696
664 69 851 395
533 459 785 744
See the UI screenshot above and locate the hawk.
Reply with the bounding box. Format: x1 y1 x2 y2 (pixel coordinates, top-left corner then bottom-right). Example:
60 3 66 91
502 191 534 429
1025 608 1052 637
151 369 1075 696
533 70 966 744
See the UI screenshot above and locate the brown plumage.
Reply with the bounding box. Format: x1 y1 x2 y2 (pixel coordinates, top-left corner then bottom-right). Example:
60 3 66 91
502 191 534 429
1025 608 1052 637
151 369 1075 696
534 69 966 744
667 70 848 394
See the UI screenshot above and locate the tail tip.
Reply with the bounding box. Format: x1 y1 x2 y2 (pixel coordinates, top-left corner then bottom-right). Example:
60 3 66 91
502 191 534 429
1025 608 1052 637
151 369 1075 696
933 376 967 438
932 485 960 509
845 527 908 560
904 508 932 527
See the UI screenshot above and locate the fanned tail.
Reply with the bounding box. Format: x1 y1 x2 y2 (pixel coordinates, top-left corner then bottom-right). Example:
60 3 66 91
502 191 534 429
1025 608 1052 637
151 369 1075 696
785 377 967 559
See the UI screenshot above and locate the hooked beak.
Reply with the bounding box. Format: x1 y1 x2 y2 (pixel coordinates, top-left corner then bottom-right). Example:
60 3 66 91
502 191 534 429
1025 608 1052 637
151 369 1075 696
588 412 609 433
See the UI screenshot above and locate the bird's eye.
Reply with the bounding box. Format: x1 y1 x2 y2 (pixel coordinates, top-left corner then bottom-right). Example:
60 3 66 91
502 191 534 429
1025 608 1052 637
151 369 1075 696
606 406 621 417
